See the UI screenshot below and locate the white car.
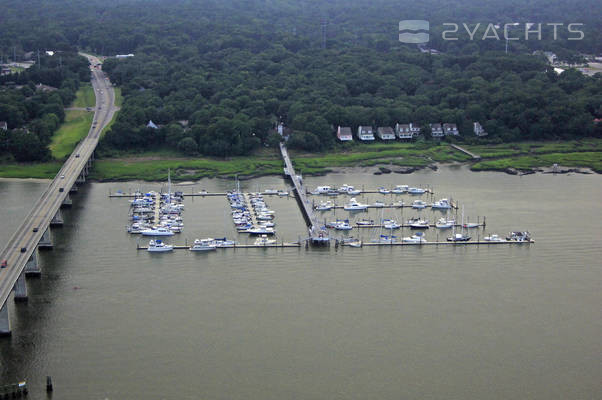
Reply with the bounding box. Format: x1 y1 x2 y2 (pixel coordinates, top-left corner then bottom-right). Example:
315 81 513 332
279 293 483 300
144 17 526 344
60 175 65 179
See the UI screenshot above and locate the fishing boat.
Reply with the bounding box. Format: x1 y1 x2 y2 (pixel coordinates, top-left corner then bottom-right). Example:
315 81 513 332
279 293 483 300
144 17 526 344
408 187 426 194
431 198 452 209
316 200 334 211
378 187 391 194
506 231 532 242
407 217 429 229
190 238 217 251
344 198 368 211
392 185 408 194
255 235 277 246
435 217 455 229
382 219 401 229
147 239 173 252
483 234 505 242
141 226 175 236
412 200 428 209
402 232 427 243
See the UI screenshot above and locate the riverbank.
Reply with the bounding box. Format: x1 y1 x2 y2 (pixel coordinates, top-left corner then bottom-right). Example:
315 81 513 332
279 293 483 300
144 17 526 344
0 139 600 181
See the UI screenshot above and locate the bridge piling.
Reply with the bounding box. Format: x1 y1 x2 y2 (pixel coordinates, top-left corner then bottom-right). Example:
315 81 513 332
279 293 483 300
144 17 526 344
0 302 10 337
38 228 53 249
24 251 41 277
50 210 64 226
69 185 78 194
13 273 27 303
61 193 73 207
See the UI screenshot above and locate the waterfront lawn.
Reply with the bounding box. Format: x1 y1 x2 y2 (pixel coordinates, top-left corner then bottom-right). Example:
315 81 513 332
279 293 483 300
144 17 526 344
0 162 62 179
49 110 94 159
471 152 602 173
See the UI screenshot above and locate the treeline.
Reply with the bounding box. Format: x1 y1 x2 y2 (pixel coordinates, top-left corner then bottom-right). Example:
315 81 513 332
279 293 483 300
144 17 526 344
0 52 89 161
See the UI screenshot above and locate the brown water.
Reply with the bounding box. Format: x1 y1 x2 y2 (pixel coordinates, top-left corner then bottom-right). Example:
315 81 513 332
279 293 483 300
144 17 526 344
0 166 600 399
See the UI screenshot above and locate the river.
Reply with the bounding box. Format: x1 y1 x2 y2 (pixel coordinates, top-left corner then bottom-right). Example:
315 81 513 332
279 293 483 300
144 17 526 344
0 166 600 399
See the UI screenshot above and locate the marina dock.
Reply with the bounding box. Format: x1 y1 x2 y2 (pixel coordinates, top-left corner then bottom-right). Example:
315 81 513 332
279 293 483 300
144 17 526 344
137 243 301 250
341 240 534 247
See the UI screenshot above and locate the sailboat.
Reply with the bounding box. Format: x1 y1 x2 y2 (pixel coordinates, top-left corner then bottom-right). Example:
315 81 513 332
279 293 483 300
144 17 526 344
447 205 471 242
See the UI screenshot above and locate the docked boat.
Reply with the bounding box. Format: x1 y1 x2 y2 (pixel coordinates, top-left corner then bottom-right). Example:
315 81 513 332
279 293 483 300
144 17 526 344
277 190 289 197
256 213 274 221
382 219 401 229
435 218 455 229
356 218 375 226
316 200 334 211
337 184 354 194
190 238 217 251
373 200 385 208
344 198 368 211
378 187 391 194
431 198 452 209
141 226 175 236
147 239 173 252
213 238 237 247
255 235 277 246
447 233 471 242
377 234 397 243
408 187 426 194
463 222 481 228
263 189 278 194
402 232 427 243
312 186 332 195
407 217 429 229
506 231 532 242
412 200 428 209
392 185 408 194
347 189 361 195
334 220 353 230
127 223 147 234
246 226 276 235
483 234 505 242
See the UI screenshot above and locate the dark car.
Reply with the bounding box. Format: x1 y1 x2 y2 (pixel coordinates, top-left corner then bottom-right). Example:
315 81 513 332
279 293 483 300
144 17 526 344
59 188 64 192
76 154 80 158
33 227 39 232
1 260 7 268
20 247 27 253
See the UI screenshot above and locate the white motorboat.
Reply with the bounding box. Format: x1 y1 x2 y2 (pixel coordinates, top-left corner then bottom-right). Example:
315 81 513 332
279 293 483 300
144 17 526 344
344 198 368 211
342 237 362 247
263 189 278 194
431 198 452 209
392 185 408 194
255 235 277 246
407 217 429 229
337 184 354 193
256 213 274 221
141 226 175 236
147 239 173 252
373 200 385 208
190 238 217 251
347 189 361 195
277 190 289 197
463 222 481 228
213 238 237 247
447 233 471 242
246 226 276 235
402 232 427 243
483 234 505 242
435 218 455 229
412 200 428 209
316 200 334 211
378 187 391 194
376 234 397 243
506 231 532 242
127 223 147 234
382 219 401 229
408 187 426 194
259 221 275 228
313 186 332 195
334 220 353 230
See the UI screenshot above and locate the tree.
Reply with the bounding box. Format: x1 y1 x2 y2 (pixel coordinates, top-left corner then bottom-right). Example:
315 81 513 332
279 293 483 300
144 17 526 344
177 137 198 155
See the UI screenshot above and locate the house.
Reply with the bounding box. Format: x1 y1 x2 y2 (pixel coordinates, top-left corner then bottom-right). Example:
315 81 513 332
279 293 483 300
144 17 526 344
377 127 396 140
357 126 375 141
409 123 421 137
116 54 135 59
474 122 488 136
337 126 353 141
147 120 158 129
443 123 459 136
0 121 7 131
395 123 412 139
430 123 444 137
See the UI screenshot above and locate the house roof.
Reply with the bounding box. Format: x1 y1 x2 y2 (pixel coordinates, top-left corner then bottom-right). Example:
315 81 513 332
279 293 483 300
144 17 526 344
338 126 352 135
443 123 458 129
378 127 394 134
430 123 442 129
358 126 373 133
396 123 410 129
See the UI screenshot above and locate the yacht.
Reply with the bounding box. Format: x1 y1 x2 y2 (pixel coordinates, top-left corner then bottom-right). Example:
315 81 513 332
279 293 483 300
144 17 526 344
147 239 173 252
484 234 505 242
344 198 368 211
378 187 391 194
313 186 332 195
255 235 277 246
334 220 353 230
435 218 455 229
246 226 276 235
258 221 275 228
402 232 427 243
382 219 401 229
431 198 452 209
506 231 532 242
316 200 334 211
190 238 217 251
392 185 408 194
447 233 471 242
408 187 426 194
127 223 147 234
141 226 175 236
407 217 429 229
412 200 428 209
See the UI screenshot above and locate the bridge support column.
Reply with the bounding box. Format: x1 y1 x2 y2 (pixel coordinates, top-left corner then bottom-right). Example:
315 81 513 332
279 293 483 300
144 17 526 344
25 251 41 277
50 209 64 226
76 174 86 184
13 273 27 302
61 193 73 207
69 185 78 194
0 302 10 337
38 228 53 249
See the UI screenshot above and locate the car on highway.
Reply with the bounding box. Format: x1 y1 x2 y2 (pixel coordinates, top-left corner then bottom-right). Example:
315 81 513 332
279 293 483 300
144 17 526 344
33 227 38 232
60 175 65 179
59 188 64 192
1 260 7 268
76 154 80 158
20 247 27 253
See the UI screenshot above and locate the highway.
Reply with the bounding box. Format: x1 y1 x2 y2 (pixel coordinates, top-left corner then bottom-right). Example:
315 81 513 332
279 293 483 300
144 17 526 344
0 54 117 312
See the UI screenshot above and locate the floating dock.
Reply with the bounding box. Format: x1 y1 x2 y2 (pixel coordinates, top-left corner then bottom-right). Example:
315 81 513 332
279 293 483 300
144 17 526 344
341 240 534 247
137 243 301 250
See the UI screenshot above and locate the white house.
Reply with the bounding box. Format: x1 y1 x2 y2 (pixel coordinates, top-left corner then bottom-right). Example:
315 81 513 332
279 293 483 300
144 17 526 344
443 123 459 136
357 126 375 141
474 122 488 136
430 123 444 137
337 126 353 141
395 123 412 139
147 120 158 129
377 127 396 140
0 121 7 131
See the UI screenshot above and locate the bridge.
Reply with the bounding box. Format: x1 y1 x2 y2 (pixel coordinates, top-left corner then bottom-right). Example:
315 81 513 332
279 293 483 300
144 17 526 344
0 54 117 336
279 143 330 245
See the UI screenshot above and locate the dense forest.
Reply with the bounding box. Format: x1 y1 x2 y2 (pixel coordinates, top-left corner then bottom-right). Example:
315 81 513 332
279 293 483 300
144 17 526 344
0 53 90 161
0 0 601 158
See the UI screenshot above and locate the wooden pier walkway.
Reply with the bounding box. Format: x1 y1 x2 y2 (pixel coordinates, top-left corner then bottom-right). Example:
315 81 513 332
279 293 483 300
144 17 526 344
450 144 481 160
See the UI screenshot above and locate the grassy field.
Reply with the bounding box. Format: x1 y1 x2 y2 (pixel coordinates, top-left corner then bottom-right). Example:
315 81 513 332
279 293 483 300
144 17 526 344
114 87 123 107
0 162 62 179
70 84 96 108
49 110 94 159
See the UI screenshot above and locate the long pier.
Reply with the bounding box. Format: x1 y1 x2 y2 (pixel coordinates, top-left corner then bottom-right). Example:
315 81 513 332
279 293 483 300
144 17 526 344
0 53 116 337
279 143 328 244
